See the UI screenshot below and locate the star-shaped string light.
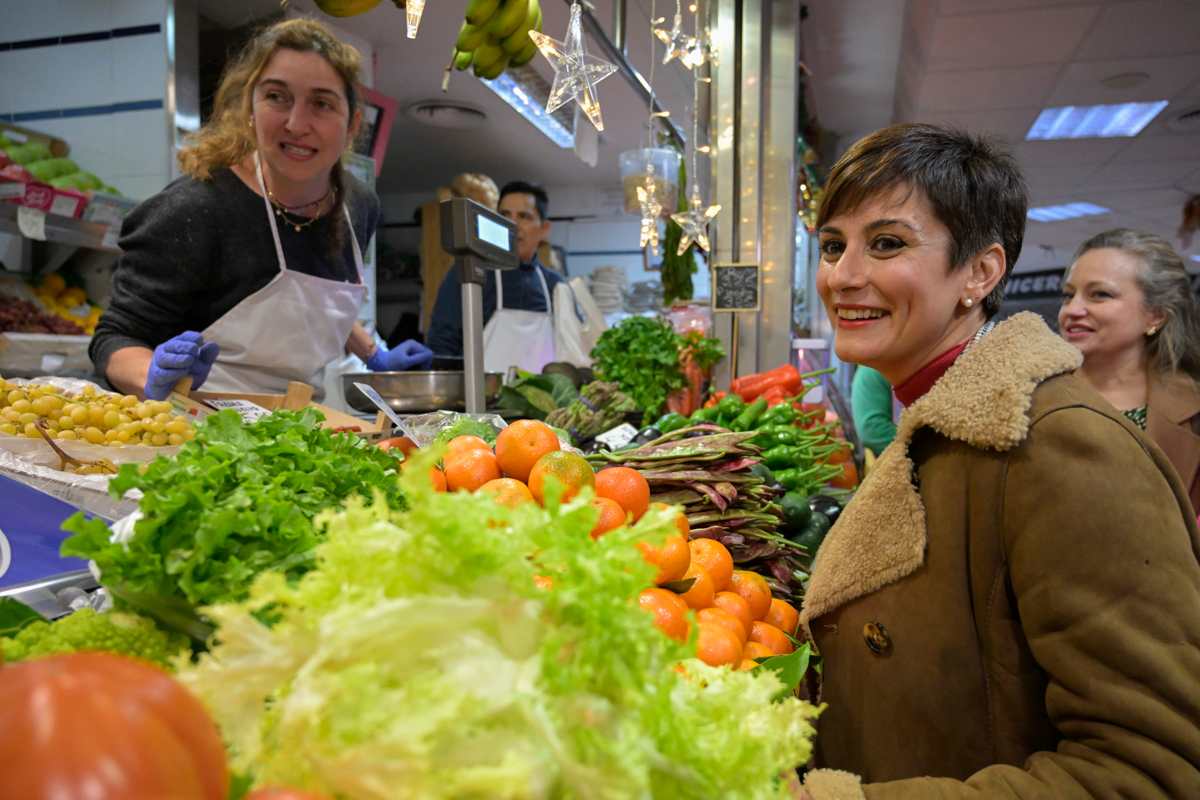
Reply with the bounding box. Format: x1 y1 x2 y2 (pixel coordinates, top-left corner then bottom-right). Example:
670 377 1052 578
671 191 721 255
528 1 618 131
654 2 691 65
404 0 425 38
680 36 712 69
637 171 664 254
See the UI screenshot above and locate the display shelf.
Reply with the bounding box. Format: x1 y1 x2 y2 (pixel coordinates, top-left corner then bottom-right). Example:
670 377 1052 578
0 203 120 255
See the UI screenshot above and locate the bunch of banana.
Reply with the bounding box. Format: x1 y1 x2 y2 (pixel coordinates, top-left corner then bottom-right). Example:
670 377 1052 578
452 0 543 80
310 0 403 18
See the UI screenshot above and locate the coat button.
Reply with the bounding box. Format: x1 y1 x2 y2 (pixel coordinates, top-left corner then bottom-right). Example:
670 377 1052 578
863 621 892 655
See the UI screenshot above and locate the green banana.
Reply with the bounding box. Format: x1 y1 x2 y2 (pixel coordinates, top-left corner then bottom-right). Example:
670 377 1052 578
456 22 487 52
473 53 509 80
472 41 507 71
499 0 537 53
453 49 474 70
312 0 383 17
510 38 538 67
485 0 531 38
465 0 501 25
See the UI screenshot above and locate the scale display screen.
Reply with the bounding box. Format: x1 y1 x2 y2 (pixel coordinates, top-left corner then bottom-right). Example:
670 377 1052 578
476 214 511 251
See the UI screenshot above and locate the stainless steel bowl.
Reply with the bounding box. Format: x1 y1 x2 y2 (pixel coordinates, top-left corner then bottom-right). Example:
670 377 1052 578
343 371 503 414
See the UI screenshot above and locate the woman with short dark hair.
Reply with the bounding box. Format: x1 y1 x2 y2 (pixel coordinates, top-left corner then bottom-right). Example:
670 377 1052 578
796 123 1200 799
1060 228 1200 511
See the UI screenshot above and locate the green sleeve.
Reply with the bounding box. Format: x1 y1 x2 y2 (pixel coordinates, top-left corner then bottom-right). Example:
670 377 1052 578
850 367 896 454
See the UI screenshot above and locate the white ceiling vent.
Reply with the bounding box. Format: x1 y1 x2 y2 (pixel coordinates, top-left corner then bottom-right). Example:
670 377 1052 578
1165 104 1200 134
405 101 487 130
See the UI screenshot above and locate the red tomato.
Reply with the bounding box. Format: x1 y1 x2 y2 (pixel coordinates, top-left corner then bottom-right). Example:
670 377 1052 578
0 652 229 800
246 789 334 800
377 436 417 455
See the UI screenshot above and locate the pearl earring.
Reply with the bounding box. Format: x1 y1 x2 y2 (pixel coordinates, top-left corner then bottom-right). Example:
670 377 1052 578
963 297 974 308
1146 326 1158 336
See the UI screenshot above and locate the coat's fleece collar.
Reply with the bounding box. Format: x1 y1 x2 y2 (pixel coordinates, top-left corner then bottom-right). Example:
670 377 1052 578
800 313 1082 626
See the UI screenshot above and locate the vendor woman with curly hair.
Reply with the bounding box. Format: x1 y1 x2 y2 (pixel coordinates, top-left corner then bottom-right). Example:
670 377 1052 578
796 123 1200 799
91 18 431 399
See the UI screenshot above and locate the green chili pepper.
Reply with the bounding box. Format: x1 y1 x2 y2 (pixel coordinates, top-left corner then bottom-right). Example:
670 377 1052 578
762 445 811 470
690 406 719 423
730 397 768 431
774 463 827 491
759 403 798 427
654 412 690 434
751 425 814 448
715 394 746 422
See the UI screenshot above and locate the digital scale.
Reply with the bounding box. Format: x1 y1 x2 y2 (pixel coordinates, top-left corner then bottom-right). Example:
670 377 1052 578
0 474 99 618
439 197 519 412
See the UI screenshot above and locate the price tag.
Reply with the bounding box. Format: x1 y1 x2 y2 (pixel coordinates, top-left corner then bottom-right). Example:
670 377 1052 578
101 225 120 250
39 353 66 373
595 422 638 450
204 398 271 423
17 206 46 240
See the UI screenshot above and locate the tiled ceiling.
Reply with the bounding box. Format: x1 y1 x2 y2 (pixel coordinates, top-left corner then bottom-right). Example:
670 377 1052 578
804 0 1200 273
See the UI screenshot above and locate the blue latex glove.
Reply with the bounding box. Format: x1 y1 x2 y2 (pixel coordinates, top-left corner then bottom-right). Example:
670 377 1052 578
366 339 433 372
145 331 220 400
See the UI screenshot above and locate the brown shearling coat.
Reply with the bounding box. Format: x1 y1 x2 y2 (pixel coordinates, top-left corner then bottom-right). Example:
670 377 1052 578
800 313 1200 799
1147 372 1200 514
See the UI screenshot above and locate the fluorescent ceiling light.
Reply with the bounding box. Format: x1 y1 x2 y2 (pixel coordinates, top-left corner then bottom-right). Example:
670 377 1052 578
1025 101 1169 140
1191 254 1200 263
1027 202 1110 222
480 72 574 149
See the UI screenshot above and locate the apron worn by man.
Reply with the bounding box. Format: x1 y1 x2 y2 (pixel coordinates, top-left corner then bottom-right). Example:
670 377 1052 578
482 267 556 374
201 153 366 397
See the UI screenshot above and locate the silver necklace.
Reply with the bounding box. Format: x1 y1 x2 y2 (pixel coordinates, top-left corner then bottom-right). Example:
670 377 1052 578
967 319 997 350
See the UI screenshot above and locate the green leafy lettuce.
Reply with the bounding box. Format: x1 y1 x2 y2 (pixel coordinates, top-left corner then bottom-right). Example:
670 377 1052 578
175 451 821 799
60 409 406 611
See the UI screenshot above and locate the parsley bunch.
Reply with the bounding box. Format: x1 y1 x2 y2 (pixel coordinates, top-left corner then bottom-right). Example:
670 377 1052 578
591 317 688 418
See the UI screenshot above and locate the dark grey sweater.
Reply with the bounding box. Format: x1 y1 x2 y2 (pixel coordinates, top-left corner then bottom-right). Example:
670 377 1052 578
89 168 380 377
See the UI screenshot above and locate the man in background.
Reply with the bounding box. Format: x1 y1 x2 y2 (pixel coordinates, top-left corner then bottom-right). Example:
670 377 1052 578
426 181 564 372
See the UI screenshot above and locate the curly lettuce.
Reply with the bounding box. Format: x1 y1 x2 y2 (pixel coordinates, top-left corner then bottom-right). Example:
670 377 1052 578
176 451 820 799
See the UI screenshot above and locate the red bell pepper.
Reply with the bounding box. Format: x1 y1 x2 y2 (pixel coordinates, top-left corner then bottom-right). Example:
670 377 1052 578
731 364 802 402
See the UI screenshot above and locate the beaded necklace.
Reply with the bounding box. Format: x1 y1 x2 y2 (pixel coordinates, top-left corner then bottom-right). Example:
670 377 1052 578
262 171 335 233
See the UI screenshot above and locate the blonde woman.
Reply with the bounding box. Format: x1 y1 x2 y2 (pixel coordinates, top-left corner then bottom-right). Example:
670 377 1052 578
1060 228 1200 511
91 18 430 399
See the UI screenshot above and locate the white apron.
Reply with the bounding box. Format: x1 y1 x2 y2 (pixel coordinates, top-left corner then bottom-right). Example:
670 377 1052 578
482 267 556 373
201 153 366 396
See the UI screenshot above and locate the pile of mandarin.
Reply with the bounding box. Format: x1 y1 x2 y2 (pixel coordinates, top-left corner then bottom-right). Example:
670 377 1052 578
0 379 195 446
391 419 800 670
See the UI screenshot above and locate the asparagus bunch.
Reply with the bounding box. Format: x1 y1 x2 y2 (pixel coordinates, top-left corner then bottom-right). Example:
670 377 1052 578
546 381 638 442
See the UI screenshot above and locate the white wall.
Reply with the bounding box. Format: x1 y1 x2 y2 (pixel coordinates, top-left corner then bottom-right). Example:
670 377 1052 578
0 0 172 201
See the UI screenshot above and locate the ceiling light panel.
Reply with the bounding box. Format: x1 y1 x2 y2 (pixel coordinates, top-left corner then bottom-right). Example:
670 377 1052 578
1025 101 1169 140
1027 202 1111 222
480 73 574 149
